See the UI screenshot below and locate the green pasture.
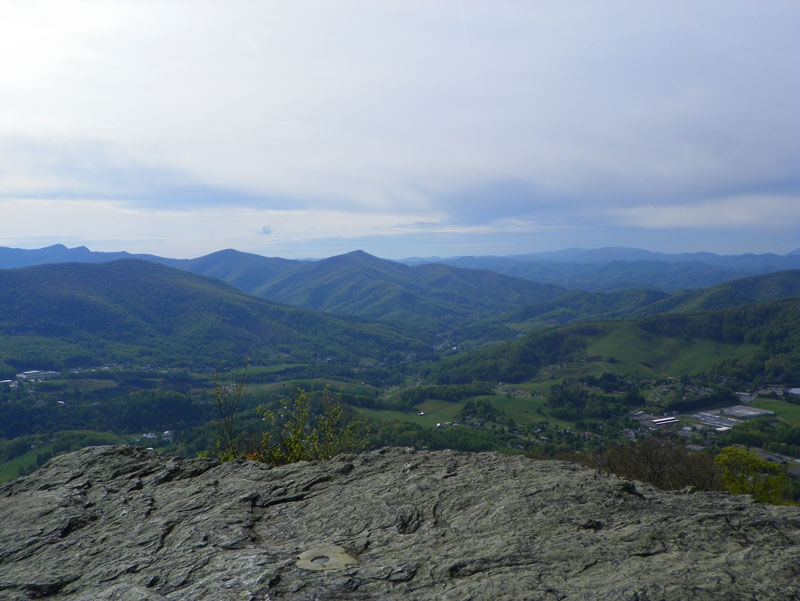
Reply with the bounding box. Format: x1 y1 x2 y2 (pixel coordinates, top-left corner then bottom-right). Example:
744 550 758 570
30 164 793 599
480 394 549 426
750 398 800 426
583 322 760 377
360 398 462 427
0 447 48 482
0 430 131 484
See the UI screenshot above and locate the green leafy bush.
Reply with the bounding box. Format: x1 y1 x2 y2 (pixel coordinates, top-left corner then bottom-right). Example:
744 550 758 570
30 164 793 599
253 387 364 466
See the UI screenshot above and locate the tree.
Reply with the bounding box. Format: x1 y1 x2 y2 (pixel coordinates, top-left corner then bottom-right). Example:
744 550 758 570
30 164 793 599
715 445 793 504
213 368 247 462
582 436 722 491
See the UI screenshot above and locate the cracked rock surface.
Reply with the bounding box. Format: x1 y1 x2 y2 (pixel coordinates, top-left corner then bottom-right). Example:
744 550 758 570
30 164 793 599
1 446 799 600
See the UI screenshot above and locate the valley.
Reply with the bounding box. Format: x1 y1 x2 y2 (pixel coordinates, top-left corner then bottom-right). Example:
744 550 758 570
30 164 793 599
1 245 799 503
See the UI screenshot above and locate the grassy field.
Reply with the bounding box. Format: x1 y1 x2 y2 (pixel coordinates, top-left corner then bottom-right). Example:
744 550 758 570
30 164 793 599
750 398 800 426
360 398 461 427
0 431 130 483
583 322 761 377
0 446 48 482
486 393 576 429
483 394 542 424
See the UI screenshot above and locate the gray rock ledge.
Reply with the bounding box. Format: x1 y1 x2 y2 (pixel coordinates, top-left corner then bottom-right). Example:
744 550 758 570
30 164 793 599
1 446 799 600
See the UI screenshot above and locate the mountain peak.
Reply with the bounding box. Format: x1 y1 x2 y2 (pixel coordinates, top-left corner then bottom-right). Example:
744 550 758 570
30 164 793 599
323 249 394 266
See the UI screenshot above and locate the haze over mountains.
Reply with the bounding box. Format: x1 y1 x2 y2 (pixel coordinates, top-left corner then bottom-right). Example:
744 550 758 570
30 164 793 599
4 244 800 295
406 247 800 292
1 244 799 373
2 244 799 347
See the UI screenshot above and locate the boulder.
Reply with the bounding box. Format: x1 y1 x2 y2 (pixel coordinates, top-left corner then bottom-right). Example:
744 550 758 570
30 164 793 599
1 446 798 600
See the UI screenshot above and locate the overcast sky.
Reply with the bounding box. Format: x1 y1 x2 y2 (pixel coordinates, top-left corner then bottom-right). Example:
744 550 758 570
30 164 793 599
1 1 798 259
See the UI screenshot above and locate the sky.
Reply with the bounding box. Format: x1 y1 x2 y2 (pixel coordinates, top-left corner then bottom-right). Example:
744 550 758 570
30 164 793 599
1 1 798 260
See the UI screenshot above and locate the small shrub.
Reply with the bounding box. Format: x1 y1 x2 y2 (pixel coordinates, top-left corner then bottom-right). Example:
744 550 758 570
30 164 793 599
254 387 364 466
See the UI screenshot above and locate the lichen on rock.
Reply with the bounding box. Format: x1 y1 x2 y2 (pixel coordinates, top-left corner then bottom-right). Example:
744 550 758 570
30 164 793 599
0 445 799 600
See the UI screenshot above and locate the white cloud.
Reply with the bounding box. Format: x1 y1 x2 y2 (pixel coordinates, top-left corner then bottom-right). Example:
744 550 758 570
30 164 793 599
0 197 437 257
0 195 559 258
0 1 798 255
610 195 800 229
1 3 797 204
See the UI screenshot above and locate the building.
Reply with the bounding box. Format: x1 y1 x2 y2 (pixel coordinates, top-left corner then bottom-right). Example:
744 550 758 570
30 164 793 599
17 370 60 382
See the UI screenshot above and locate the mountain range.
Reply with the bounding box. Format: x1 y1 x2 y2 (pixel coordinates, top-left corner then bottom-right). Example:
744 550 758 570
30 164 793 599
429 297 800 385
2 244 800 486
2 246 569 340
479 269 800 334
1 245 799 360
0 260 426 374
3 244 800 295
408 251 800 292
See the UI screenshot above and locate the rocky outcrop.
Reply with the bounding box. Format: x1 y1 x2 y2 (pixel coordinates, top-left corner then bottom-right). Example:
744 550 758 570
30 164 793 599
1 446 799 601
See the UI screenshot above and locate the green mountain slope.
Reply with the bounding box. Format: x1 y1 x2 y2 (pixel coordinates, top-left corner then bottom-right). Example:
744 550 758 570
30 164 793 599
0 243 178 269
428 299 800 385
248 250 566 338
5 244 799 294
448 258 742 292
180 249 299 293
499 288 669 327
477 269 800 336
0 260 426 372
409 247 800 292
632 269 800 315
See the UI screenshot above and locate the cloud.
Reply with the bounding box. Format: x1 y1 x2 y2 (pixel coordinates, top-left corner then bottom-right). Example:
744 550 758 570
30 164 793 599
0 1 798 256
259 226 273 235
0 138 302 210
610 195 800 229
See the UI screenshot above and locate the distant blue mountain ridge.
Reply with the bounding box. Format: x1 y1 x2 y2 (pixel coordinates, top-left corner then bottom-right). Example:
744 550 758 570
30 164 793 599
2 243 799 295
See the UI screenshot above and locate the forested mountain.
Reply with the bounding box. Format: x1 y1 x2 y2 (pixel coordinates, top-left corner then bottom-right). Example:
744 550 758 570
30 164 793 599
3 247 800 482
179 249 299 292
512 247 800 269
429 298 800 385
631 269 800 315
0 260 426 373
244 250 566 338
0 246 565 339
409 258 723 292
404 248 800 292
463 269 800 339
408 246 800 268
0 243 177 269
174 249 568 338
5 244 799 296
